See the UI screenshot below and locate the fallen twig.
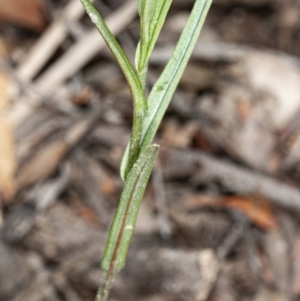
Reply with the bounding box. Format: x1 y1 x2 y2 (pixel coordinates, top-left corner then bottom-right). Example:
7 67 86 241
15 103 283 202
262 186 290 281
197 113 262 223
9 0 137 127
17 0 94 81
163 148 300 212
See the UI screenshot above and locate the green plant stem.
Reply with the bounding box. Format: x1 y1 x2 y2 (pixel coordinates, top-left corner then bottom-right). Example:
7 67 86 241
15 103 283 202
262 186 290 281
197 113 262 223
94 271 114 301
95 145 159 301
135 0 173 89
140 0 212 153
80 0 147 177
136 0 154 87
102 145 159 271
121 0 212 166
80 1 212 301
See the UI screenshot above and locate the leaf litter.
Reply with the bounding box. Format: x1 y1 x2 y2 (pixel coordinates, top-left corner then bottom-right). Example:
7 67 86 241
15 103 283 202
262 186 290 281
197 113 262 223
1 0 300 300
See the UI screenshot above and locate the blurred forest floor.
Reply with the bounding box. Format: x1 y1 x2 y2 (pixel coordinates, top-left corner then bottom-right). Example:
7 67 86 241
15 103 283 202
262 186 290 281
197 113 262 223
1 0 300 300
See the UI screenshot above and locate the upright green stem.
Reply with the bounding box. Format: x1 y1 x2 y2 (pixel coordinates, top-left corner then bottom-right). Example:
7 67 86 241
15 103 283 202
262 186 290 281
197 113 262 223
96 145 159 301
80 1 212 301
80 0 147 177
95 271 114 301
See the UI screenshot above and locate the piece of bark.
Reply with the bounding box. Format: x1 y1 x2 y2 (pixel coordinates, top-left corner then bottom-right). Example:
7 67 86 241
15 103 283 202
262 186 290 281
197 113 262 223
162 148 300 212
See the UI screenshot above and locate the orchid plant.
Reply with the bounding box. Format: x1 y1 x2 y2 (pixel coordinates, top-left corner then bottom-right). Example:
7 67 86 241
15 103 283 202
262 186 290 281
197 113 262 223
80 0 212 300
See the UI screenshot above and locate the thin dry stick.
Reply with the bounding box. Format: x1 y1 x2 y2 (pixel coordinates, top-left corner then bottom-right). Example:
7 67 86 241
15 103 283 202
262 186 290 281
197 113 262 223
166 149 300 212
16 106 102 191
9 0 137 127
36 0 137 92
17 0 94 81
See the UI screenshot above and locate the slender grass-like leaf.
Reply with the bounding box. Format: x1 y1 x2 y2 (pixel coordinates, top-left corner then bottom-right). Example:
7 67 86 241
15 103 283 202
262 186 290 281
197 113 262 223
122 0 173 179
147 0 173 61
121 0 173 178
140 0 212 152
80 0 147 175
138 0 144 16
81 1 212 300
135 0 172 88
95 144 159 301
121 0 212 170
135 0 155 87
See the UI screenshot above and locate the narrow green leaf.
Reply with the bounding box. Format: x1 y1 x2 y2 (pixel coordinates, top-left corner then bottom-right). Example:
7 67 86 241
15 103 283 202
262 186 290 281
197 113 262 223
147 0 172 61
137 0 144 16
80 0 147 177
121 0 212 169
135 0 172 88
140 0 212 152
135 0 155 88
102 144 159 273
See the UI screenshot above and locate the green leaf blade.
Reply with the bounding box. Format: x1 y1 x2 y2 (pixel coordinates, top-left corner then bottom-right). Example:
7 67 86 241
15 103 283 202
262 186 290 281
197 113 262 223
80 0 147 178
140 0 212 153
135 0 172 88
138 0 144 16
121 0 212 171
135 0 156 88
146 0 172 62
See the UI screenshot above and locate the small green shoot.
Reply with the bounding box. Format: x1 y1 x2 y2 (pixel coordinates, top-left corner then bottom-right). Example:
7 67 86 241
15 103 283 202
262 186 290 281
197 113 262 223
80 0 212 300
140 0 212 153
81 0 147 174
135 0 173 88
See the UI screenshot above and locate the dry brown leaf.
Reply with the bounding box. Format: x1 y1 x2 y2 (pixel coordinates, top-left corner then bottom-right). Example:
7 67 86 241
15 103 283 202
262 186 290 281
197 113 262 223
0 72 16 203
185 194 277 231
221 196 277 231
84 156 117 197
0 71 11 111
0 119 16 203
194 129 215 151
16 110 101 191
0 37 8 58
16 141 68 190
0 0 45 31
70 194 99 226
